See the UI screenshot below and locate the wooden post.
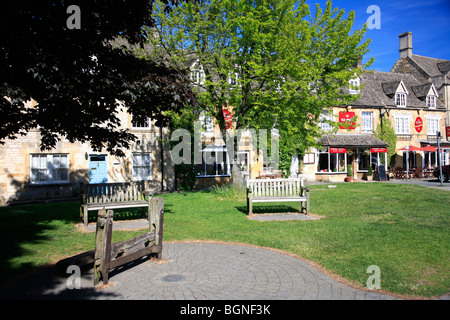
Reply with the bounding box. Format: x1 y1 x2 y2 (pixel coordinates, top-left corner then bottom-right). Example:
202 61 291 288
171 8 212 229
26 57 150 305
94 208 113 285
148 197 164 258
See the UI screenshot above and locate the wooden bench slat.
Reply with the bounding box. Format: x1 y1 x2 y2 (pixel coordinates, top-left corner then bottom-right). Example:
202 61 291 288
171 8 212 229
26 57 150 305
80 182 149 226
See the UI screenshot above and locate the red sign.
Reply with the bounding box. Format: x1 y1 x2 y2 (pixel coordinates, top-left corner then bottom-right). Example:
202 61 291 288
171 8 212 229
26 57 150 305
371 147 387 153
329 147 347 153
223 109 232 129
414 117 423 133
339 111 356 129
446 126 450 139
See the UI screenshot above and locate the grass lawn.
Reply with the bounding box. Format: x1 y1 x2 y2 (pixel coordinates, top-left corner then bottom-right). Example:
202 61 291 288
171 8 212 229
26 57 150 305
0 182 448 298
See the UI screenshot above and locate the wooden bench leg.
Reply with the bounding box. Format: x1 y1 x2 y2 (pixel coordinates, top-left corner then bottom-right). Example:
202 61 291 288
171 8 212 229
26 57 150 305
247 189 253 215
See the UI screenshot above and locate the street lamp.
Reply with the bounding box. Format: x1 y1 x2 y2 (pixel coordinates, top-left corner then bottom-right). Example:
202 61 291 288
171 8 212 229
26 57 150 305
405 145 409 179
437 131 443 186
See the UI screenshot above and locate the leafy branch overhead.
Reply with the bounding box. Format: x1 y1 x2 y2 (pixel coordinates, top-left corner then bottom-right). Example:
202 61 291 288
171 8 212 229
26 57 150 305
0 0 197 156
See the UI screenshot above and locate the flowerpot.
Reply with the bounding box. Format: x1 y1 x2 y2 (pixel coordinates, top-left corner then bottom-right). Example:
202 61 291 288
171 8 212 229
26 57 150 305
367 176 373 181
345 177 352 182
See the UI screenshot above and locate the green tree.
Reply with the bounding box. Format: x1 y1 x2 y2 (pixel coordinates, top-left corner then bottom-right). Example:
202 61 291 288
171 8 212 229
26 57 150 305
375 115 397 168
150 0 372 185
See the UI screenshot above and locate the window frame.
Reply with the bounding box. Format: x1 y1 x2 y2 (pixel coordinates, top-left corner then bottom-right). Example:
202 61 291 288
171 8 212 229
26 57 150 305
349 78 360 95
426 95 436 109
131 115 151 130
196 145 231 177
316 147 347 173
30 153 70 185
318 110 333 132
361 111 373 133
426 116 440 135
394 115 411 134
395 93 407 107
132 152 152 181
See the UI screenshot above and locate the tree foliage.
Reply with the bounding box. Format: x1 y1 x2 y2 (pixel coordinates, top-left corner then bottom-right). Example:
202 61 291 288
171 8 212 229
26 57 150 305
1 0 196 156
375 115 397 168
150 0 372 182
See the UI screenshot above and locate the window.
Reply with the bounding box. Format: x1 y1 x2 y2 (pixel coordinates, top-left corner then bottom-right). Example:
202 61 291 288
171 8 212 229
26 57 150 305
196 146 230 177
319 110 333 132
361 112 373 133
229 72 240 86
395 93 407 107
199 111 214 133
426 95 436 109
132 116 151 129
349 78 360 94
357 148 387 171
426 117 439 135
190 61 205 85
132 153 152 180
238 151 250 174
317 147 347 173
30 154 69 184
395 115 411 134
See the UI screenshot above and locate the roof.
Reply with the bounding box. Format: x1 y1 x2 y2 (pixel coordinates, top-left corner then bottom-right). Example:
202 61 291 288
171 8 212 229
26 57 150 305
319 134 388 147
410 54 450 78
350 70 445 109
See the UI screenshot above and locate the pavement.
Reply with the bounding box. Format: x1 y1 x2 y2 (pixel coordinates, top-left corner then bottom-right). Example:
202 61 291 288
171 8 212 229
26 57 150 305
0 241 400 300
2 240 449 300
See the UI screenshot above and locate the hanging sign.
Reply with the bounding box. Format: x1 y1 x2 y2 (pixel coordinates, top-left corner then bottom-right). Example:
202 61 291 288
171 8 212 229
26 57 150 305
223 109 232 129
339 111 356 129
370 147 387 153
329 147 347 153
446 126 450 139
414 117 423 133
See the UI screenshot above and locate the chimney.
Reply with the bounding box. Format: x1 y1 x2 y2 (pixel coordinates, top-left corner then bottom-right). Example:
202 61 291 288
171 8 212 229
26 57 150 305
353 57 363 69
399 32 413 59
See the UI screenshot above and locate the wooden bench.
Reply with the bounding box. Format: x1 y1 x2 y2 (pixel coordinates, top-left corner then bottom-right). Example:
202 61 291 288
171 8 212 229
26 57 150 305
246 178 310 215
80 182 150 226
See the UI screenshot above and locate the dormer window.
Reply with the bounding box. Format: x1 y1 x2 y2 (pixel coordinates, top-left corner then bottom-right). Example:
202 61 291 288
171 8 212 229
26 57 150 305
190 60 205 85
425 84 438 109
395 93 407 107
349 78 360 94
394 80 408 107
426 95 436 109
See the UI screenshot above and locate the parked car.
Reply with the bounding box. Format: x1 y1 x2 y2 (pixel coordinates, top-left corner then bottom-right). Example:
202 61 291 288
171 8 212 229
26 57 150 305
433 165 450 182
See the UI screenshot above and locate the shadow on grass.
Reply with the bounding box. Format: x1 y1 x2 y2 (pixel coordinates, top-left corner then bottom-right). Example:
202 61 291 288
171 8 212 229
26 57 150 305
235 204 303 215
0 201 81 291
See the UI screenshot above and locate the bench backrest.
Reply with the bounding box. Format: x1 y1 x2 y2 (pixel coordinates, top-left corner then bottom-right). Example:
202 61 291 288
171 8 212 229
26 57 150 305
81 182 147 204
246 178 304 197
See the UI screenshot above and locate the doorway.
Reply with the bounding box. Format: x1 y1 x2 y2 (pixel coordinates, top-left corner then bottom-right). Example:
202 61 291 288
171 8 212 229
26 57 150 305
89 155 108 183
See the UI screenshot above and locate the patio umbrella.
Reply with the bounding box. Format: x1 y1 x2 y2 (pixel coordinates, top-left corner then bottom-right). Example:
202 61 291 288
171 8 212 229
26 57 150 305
397 145 422 151
397 146 421 179
420 145 437 152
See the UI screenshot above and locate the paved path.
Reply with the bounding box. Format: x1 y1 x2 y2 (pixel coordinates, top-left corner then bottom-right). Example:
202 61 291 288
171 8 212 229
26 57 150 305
2 242 408 300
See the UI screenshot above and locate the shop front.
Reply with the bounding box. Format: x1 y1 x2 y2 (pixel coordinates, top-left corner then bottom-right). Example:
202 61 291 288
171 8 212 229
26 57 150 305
314 134 388 182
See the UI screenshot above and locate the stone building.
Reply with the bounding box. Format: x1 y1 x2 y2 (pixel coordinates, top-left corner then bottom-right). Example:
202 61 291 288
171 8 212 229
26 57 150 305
300 32 449 182
0 100 174 205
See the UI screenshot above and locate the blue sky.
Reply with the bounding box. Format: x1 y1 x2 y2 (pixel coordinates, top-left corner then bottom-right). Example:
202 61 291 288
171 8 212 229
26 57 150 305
311 0 450 72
